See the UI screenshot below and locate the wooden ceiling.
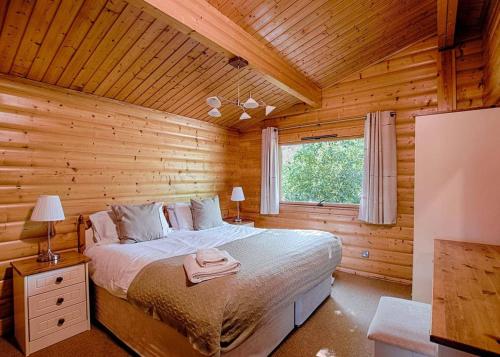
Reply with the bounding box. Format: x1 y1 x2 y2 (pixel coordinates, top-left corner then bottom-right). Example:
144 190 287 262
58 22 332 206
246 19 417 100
0 0 439 128
456 0 492 41
207 0 437 89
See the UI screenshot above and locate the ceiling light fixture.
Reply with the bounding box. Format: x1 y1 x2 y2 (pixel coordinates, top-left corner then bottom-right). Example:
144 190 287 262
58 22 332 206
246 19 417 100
206 57 276 120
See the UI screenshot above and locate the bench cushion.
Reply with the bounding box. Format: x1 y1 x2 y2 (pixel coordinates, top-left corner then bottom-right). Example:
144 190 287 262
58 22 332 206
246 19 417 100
367 297 437 356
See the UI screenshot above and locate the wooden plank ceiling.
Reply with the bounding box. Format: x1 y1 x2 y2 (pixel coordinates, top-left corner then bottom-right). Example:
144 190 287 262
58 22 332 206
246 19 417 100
207 0 438 89
0 0 438 128
455 0 492 41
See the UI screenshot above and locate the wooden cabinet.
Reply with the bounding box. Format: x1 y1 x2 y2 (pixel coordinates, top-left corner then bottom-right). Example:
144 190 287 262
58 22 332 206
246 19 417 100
11 252 91 355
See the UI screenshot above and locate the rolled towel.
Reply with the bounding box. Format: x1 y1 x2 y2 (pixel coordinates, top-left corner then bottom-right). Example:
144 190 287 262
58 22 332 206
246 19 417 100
196 247 228 267
184 251 240 284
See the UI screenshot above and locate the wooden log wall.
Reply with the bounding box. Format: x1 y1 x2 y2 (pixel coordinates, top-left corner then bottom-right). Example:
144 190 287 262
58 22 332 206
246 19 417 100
483 1 500 106
0 75 239 335
238 37 487 284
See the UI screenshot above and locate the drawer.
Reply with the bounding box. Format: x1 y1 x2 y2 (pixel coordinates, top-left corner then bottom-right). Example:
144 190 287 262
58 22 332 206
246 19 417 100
27 264 85 296
28 282 86 318
29 301 87 341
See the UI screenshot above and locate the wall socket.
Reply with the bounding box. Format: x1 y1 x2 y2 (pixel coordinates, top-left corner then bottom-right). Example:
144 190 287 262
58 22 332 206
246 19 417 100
361 250 370 258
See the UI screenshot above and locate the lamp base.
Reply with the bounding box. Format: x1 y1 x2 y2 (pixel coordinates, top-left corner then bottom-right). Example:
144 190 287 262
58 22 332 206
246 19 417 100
234 217 242 223
37 250 60 263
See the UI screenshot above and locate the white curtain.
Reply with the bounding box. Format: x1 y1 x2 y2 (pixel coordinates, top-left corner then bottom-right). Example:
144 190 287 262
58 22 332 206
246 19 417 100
260 127 280 214
358 111 397 224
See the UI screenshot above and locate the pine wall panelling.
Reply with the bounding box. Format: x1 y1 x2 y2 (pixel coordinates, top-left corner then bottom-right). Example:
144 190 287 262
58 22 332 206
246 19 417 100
238 37 487 284
0 75 239 335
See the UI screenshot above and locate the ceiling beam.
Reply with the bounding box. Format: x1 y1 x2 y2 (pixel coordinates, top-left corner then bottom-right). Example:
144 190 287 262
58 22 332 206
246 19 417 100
437 0 459 49
128 0 322 107
437 49 457 111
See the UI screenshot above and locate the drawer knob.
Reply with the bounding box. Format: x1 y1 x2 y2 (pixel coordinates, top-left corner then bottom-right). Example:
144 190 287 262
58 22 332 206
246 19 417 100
56 297 64 305
55 276 63 284
57 318 65 326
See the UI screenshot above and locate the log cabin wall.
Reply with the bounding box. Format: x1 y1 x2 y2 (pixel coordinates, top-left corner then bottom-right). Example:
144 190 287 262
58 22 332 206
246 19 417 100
483 1 500 106
238 37 486 284
0 75 240 335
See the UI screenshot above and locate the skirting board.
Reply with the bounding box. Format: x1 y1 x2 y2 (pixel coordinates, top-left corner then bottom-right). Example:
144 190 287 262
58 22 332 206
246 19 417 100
336 267 412 285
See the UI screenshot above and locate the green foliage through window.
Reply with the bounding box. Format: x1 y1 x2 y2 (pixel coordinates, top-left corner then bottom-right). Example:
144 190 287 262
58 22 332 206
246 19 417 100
281 138 364 204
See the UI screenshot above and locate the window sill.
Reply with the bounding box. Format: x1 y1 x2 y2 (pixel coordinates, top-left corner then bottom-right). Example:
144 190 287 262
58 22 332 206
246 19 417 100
279 201 359 210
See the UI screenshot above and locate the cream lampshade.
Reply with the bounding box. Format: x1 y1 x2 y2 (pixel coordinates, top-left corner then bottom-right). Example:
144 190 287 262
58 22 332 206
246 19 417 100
231 187 245 222
32 195 65 262
231 187 245 201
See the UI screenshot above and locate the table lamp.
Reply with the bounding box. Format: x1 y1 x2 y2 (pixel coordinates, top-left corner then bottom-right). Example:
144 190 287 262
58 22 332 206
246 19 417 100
31 195 65 262
231 187 245 222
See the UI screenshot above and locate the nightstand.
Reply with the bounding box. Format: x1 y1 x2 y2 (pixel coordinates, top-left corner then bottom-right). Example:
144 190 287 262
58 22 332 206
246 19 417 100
224 218 255 227
11 251 91 356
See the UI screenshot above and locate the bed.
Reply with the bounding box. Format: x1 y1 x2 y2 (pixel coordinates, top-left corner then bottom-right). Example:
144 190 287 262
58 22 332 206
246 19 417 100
77 214 342 357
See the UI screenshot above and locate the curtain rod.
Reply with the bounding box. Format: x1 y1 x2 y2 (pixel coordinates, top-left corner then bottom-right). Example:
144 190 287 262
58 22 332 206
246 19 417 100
276 111 396 132
276 115 365 132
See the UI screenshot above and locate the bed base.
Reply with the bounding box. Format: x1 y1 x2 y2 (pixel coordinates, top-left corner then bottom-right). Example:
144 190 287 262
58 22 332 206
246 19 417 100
294 275 333 326
92 275 333 357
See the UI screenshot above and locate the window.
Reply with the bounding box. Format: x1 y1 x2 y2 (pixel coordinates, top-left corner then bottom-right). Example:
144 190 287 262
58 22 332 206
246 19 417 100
280 138 364 205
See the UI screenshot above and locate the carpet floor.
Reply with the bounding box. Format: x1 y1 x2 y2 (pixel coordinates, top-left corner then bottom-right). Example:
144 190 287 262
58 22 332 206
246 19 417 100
0 272 410 357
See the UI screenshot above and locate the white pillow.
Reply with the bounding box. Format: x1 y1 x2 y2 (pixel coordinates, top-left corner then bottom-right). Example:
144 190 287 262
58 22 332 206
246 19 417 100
84 227 95 252
89 210 119 244
166 204 178 229
158 202 173 236
167 203 194 230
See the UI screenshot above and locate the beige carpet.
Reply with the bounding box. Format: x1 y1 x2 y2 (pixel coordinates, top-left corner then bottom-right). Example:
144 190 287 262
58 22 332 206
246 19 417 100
0 272 410 357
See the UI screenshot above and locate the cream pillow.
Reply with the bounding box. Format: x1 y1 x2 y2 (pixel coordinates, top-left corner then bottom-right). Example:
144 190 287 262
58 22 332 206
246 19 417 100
89 210 119 244
167 203 194 230
191 196 224 230
166 204 179 229
174 204 194 230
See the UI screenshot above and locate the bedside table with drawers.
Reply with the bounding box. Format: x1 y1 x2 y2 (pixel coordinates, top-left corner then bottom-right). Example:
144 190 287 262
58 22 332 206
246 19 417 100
11 251 91 356
223 218 255 227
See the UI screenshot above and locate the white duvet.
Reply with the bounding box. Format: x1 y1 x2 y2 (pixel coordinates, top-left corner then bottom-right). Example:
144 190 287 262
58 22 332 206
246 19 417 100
85 224 265 298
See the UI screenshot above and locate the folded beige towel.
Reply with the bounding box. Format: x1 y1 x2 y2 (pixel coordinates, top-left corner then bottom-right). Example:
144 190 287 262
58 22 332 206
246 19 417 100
196 248 228 267
184 251 240 284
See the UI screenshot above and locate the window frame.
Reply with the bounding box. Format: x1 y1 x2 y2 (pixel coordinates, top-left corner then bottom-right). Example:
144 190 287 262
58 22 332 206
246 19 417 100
278 135 364 208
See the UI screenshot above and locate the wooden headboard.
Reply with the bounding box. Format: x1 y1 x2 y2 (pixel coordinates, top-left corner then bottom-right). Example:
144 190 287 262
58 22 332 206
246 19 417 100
77 206 170 253
77 215 92 254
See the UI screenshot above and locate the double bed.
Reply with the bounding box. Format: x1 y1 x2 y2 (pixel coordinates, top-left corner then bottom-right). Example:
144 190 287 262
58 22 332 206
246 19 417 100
78 215 342 357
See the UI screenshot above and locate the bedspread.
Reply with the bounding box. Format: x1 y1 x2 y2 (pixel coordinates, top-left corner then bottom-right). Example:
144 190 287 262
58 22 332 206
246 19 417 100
127 229 342 356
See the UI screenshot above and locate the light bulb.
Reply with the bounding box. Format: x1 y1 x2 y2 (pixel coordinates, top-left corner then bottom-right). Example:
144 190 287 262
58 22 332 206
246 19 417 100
208 108 221 117
265 105 276 116
243 96 259 109
206 96 221 108
240 111 251 120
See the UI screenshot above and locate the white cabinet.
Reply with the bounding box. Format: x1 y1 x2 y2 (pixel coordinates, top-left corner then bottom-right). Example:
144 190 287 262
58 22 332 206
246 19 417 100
12 252 91 355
